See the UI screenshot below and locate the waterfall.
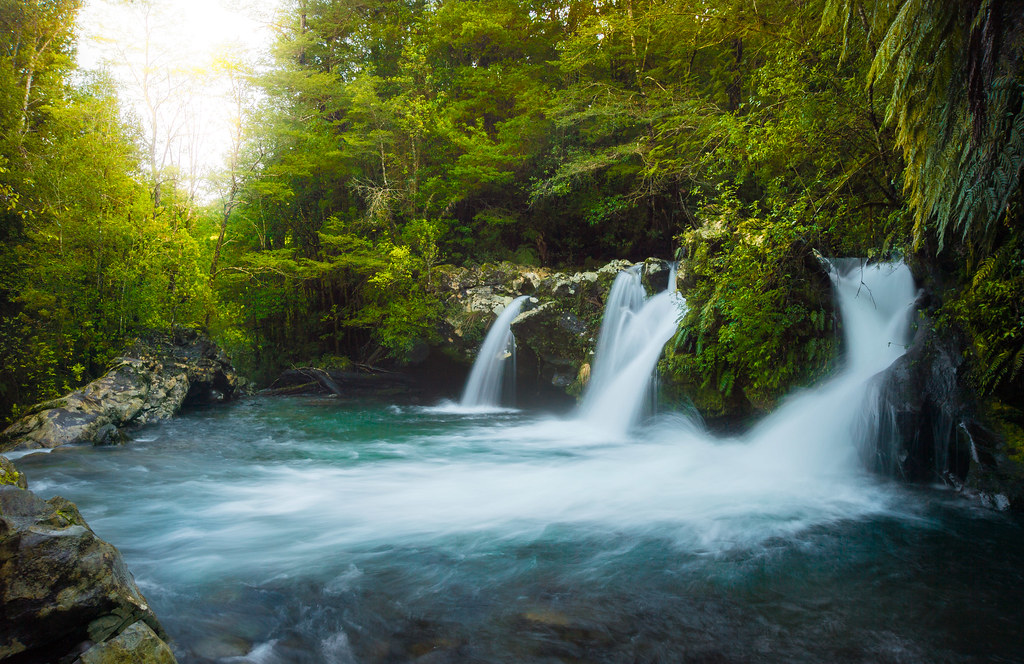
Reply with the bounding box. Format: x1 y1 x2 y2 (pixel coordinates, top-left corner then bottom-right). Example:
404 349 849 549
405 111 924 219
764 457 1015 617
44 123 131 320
578 263 686 434
460 295 530 409
742 260 917 474
828 259 916 379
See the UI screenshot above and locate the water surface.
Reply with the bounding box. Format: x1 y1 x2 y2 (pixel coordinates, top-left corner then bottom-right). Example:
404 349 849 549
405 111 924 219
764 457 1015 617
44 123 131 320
17 397 1024 663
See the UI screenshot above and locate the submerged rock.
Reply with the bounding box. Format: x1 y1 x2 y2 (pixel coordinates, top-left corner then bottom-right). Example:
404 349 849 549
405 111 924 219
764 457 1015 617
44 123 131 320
0 329 237 454
0 484 174 662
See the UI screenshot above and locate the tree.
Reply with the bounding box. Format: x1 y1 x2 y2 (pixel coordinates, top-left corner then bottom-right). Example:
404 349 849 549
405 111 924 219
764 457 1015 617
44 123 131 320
824 0 1024 250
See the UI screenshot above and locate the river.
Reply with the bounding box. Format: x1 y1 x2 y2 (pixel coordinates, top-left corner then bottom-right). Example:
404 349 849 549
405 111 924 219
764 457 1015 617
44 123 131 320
16 396 1024 663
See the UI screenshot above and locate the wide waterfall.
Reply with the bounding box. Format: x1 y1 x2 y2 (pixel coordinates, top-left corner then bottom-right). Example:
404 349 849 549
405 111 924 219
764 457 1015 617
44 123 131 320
460 295 530 409
578 264 686 434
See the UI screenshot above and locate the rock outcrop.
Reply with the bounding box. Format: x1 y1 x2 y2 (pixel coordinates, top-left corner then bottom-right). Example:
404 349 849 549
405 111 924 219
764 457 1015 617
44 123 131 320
0 460 176 663
0 329 237 454
866 308 1024 509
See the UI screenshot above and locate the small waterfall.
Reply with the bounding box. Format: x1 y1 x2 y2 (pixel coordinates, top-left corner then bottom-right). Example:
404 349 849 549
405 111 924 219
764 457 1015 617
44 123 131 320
743 260 917 474
828 259 916 379
460 295 530 409
578 263 686 434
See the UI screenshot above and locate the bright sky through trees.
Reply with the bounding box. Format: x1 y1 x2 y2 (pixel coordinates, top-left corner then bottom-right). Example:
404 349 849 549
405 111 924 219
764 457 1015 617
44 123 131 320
75 0 280 200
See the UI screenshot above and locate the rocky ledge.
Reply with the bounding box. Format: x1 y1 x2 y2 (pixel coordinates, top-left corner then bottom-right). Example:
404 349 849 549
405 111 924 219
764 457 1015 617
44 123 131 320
0 458 176 663
0 329 237 454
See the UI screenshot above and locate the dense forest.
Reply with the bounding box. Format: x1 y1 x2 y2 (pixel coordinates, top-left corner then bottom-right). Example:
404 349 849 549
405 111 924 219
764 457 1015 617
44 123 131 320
1 0 1022 429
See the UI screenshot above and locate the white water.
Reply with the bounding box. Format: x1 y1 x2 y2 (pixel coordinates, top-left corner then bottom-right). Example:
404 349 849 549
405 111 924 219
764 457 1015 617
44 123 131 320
578 264 686 434
13 260 955 663
738 260 918 475
459 295 530 410
18 262 919 610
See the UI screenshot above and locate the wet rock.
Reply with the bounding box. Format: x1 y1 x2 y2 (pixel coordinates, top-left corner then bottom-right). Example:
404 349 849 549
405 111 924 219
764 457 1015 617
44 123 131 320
430 259 652 400
0 330 237 454
77 621 176 664
866 307 1024 509
866 316 970 481
641 258 673 295
0 486 168 662
512 304 591 377
0 456 26 489
191 634 252 660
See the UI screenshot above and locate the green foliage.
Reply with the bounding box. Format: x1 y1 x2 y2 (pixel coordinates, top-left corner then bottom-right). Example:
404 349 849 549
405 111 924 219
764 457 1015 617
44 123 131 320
822 0 1024 251
664 189 837 415
355 243 441 358
0 2 214 424
3 0 1021 427
941 224 1024 396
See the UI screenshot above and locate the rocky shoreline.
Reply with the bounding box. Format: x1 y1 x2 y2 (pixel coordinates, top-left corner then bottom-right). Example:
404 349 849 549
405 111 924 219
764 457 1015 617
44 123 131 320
1 329 240 663
1 329 238 455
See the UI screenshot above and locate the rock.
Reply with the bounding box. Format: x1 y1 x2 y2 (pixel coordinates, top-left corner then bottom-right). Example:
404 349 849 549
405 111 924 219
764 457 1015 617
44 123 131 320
641 258 673 295
864 306 1024 509
866 317 970 481
0 486 168 662
429 258 672 402
512 303 592 388
77 621 177 664
0 456 26 489
0 330 237 454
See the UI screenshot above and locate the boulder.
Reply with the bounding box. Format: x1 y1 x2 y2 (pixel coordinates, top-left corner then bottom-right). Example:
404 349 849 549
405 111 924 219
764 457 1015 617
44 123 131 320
0 330 237 454
0 457 26 490
864 317 971 481
0 485 172 662
77 620 177 664
640 258 673 295
511 303 593 390
864 310 1024 509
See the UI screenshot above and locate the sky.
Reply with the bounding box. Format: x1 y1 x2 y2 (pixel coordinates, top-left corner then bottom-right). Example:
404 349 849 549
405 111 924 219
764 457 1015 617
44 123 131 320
75 0 284 200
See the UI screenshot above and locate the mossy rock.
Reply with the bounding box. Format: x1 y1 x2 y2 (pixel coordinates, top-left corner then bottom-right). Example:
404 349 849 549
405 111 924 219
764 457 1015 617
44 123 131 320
0 486 166 661
0 456 27 489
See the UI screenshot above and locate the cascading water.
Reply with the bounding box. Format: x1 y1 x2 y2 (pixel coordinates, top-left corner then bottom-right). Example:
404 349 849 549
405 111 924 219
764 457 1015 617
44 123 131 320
21 258 1024 663
578 263 686 434
460 295 530 409
740 259 917 475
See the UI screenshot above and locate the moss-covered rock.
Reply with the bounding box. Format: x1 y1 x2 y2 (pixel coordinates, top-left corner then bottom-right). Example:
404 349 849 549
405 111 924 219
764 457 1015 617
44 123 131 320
78 620 177 664
0 456 26 489
0 486 172 662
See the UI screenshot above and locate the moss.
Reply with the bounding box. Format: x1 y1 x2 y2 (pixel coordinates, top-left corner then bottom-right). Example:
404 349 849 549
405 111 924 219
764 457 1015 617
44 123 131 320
661 192 839 421
0 456 27 490
987 400 1024 465
316 354 353 372
0 468 24 488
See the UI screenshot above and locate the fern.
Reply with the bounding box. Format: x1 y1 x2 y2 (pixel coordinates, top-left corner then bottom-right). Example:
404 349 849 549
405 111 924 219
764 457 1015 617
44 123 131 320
822 0 1024 251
